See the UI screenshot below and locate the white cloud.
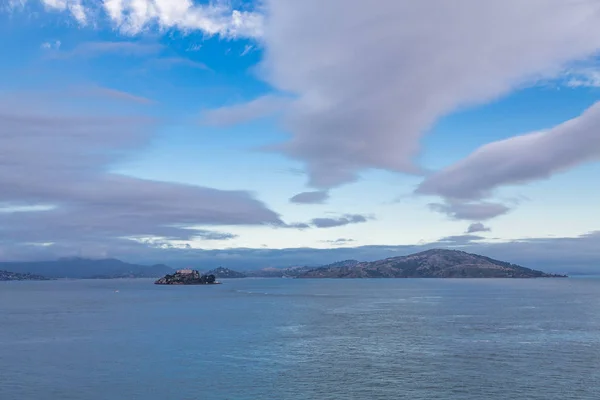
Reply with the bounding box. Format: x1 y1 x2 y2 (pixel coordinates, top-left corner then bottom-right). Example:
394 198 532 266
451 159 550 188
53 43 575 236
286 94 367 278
41 40 61 49
564 68 600 88
14 0 263 38
68 0 86 23
103 2 263 38
240 44 254 56
186 43 202 52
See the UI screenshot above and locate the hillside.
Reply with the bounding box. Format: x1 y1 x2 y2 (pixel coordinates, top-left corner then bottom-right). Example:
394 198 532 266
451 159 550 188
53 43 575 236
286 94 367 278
246 266 315 278
205 267 247 279
298 249 565 279
0 270 52 281
0 258 173 279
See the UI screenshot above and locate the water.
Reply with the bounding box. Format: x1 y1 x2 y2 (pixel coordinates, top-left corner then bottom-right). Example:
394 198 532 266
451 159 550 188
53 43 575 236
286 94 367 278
2 278 600 399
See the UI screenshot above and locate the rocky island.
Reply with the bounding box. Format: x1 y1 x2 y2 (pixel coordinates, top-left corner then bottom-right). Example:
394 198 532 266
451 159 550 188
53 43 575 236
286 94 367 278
297 249 566 279
0 270 52 281
155 269 219 285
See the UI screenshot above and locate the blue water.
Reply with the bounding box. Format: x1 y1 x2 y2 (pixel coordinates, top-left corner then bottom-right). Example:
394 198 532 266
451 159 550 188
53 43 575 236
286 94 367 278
2 278 600 399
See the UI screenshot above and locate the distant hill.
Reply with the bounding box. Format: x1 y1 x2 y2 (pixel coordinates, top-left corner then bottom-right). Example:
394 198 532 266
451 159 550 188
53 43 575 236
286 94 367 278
298 249 566 278
245 260 359 278
205 267 246 279
0 270 52 281
0 258 173 279
246 266 314 278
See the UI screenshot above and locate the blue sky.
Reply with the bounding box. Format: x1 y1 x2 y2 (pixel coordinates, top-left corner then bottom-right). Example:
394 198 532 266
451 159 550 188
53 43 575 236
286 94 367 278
1 0 600 270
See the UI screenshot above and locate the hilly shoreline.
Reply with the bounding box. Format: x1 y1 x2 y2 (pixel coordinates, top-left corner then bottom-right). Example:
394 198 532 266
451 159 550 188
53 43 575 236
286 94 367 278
0 249 565 280
297 249 565 279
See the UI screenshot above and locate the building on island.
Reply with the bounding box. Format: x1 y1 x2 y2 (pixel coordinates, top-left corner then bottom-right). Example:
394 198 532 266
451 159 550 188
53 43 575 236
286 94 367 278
176 269 194 275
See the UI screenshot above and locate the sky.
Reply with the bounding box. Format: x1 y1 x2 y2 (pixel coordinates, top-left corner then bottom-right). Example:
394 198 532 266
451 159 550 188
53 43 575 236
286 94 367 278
1 0 600 272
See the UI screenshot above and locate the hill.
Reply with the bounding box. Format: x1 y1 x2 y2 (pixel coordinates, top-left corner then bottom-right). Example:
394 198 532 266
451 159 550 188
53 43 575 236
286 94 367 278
0 270 52 281
298 249 565 278
205 267 247 279
245 266 315 278
0 258 174 279
245 261 359 278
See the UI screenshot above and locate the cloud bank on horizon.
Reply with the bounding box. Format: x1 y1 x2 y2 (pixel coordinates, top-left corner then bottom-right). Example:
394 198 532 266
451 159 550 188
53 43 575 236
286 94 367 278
1 0 600 265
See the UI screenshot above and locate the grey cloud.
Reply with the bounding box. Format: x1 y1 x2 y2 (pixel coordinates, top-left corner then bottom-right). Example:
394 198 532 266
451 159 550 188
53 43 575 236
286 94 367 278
434 235 485 246
322 238 355 245
467 223 491 233
286 222 312 229
256 0 600 189
289 190 329 204
429 201 510 221
311 214 369 228
0 92 281 251
418 102 600 200
202 95 290 127
285 214 371 229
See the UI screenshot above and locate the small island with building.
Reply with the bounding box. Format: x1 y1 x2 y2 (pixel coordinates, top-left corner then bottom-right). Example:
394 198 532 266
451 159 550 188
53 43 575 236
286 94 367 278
154 269 220 285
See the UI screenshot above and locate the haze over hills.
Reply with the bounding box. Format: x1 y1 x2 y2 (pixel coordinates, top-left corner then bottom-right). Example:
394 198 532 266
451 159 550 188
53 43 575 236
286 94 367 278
205 267 247 279
298 249 565 278
0 258 173 279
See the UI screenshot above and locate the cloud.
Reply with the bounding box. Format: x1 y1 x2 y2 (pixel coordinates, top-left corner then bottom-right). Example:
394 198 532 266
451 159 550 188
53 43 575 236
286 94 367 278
151 56 210 71
248 0 600 189
285 214 371 229
286 222 311 229
0 91 282 252
15 0 263 38
310 214 370 228
418 102 600 201
564 67 600 88
240 44 254 56
55 41 163 58
202 95 290 127
428 201 510 221
467 222 491 233
41 40 61 50
70 86 154 104
39 0 87 24
289 190 329 204
321 238 355 245
434 235 485 245
4 0 26 11
186 43 203 52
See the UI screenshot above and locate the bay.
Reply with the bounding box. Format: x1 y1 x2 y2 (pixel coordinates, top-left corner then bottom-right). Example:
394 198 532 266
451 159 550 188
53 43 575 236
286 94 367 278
1 277 600 399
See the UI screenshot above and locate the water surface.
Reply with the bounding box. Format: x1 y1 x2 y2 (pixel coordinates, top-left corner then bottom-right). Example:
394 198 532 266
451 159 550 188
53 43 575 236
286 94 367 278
1 278 599 399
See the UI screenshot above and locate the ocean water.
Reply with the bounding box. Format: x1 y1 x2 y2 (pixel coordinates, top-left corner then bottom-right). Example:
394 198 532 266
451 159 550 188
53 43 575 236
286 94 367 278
1 278 600 400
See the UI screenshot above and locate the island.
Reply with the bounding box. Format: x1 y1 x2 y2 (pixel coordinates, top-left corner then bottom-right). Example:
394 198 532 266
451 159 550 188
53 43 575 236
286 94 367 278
297 249 566 279
154 269 220 285
0 270 52 281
